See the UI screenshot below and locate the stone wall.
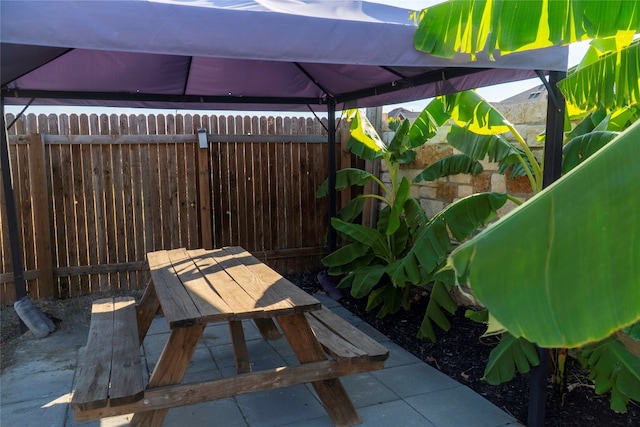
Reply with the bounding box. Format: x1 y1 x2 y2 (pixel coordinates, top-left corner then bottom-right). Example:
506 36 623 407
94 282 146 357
381 99 548 219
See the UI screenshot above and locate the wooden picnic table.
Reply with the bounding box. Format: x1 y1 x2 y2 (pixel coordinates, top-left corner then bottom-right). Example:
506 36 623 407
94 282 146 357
72 246 388 427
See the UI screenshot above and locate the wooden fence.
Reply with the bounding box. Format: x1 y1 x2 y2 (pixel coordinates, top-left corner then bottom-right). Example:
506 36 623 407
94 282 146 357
1 113 351 303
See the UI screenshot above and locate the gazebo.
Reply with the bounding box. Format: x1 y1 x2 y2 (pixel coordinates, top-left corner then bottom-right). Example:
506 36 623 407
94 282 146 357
1 2 568 425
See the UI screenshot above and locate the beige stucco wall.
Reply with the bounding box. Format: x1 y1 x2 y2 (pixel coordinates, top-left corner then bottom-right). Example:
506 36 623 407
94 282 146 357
381 99 548 219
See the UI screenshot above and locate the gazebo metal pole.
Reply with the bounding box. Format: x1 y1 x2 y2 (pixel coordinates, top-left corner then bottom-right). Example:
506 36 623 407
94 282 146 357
528 69 566 427
0 96 28 302
327 97 337 253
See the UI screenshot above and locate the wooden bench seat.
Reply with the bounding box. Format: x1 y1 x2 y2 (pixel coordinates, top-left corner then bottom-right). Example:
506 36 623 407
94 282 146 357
71 297 144 418
306 306 389 365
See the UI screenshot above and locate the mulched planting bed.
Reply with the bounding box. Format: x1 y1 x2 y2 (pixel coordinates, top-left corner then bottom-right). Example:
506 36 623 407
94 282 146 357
288 270 640 427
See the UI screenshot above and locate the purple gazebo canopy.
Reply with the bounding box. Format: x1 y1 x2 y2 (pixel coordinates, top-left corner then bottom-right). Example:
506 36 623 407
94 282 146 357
1 0 568 111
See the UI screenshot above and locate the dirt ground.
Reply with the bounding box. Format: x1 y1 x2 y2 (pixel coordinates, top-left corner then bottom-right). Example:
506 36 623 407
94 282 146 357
1 290 142 372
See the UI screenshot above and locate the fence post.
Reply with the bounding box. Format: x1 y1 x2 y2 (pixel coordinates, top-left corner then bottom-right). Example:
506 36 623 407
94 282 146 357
28 134 54 298
196 129 213 249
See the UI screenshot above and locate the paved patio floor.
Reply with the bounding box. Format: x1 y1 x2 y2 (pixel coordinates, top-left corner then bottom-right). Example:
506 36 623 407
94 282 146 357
1 294 522 427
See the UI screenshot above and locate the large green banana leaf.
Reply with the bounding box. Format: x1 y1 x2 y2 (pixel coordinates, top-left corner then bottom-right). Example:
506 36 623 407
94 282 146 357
414 0 640 59
558 39 640 110
413 1 640 114
450 121 640 348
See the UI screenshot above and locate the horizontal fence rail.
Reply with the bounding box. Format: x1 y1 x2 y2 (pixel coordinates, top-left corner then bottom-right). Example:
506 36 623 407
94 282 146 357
1 112 350 303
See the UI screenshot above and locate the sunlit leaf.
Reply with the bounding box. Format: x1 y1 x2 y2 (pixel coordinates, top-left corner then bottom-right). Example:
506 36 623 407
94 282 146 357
446 125 521 163
558 39 640 110
347 110 387 161
415 0 640 59
447 91 512 135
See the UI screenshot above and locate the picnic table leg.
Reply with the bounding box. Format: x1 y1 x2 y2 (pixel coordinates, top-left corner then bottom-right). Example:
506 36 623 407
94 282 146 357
130 324 205 427
277 313 361 427
136 279 161 344
228 320 251 373
253 318 281 340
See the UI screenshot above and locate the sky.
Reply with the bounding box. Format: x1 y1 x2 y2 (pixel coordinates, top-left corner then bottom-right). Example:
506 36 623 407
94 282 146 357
4 0 589 117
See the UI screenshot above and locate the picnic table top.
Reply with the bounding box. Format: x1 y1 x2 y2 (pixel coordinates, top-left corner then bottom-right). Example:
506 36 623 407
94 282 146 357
147 247 322 328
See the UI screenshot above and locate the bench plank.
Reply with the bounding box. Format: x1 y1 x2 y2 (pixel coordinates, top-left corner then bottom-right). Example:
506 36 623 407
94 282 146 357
306 314 368 364
307 307 389 363
72 297 144 412
148 250 203 327
73 298 115 411
109 297 145 406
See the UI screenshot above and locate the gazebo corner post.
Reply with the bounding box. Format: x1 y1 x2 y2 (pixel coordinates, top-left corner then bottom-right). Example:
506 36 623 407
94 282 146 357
528 69 567 427
0 95 27 302
1 97 55 338
327 97 337 253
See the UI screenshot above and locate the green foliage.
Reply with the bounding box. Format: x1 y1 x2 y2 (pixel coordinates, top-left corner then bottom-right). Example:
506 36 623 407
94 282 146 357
417 281 458 341
411 0 640 413
577 335 640 413
484 333 540 385
320 109 508 326
413 0 640 60
414 154 483 183
562 131 618 173
558 39 640 110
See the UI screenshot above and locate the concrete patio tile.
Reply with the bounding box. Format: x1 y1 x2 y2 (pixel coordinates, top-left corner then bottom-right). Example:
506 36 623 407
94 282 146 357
355 321 391 343
242 319 268 340
372 363 461 398
329 306 365 325
266 336 295 358
338 372 399 408
380 340 425 368
313 293 342 309
163 398 248 427
146 316 170 335
202 322 234 346
406 385 519 427
65 408 133 427
236 385 326 427
1 363 75 405
2 395 71 427
278 414 335 427
357 399 437 426
141 331 170 357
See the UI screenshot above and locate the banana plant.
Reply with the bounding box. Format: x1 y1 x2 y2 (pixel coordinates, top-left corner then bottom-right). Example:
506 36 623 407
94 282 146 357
410 0 640 411
449 121 640 411
413 0 640 113
413 90 542 191
317 109 510 337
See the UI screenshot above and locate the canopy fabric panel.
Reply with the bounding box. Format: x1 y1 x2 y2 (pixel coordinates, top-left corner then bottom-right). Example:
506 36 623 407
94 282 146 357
0 0 568 111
